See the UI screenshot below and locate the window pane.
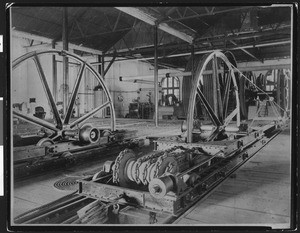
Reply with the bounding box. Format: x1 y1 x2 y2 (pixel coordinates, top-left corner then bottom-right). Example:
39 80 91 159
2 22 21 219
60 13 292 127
168 77 172 86
174 89 179 99
162 79 167 88
160 77 180 105
174 77 179 87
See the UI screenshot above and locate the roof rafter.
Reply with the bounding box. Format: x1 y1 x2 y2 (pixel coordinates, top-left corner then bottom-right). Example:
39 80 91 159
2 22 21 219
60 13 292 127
115 7 194 44
161 6 256 23
229 40 263 63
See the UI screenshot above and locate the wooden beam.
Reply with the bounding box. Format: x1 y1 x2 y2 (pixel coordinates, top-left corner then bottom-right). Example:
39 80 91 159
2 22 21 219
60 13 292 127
161 6 256 23
204 7 211 14
101 52 105 79
118 57 291 82
113 11 121 32
115 7 194 44
238 64 291 72
118 58 291 81
13 30 103 55
70 27 132 40
230 40 263 63
104 51 117 76
56 42 102 55
159 22 194 44
120 72 192 81
105 25 290 56
134 40 290 61
237 58 291 71
12 30 52 43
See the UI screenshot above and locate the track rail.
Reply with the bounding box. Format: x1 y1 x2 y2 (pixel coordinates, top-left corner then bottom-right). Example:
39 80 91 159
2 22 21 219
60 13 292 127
13 127 282 225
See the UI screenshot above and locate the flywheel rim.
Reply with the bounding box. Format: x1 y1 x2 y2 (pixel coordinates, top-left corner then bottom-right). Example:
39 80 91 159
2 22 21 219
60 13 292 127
186 50 241 143
12 49 116 143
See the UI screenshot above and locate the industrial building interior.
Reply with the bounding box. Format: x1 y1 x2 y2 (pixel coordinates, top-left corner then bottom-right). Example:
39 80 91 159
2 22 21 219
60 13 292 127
10 5 292 227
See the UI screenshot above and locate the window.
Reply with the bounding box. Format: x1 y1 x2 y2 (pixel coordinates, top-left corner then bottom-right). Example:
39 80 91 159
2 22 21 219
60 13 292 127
161 76 180 106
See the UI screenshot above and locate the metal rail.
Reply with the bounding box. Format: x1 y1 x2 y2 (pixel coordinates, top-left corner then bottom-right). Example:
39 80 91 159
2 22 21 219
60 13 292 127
13 126 282 224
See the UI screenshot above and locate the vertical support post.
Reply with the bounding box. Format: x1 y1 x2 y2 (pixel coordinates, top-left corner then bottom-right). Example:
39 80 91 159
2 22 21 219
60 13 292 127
52 41 57 103
101 53 106 116
154 23 159 127
101 53 105 79
95 55 102 118
98 55 102 76
62 7 69 116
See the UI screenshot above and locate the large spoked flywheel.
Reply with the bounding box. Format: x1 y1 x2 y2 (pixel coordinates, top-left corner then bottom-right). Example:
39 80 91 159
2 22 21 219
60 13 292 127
186 50 240 143
12 49 116 144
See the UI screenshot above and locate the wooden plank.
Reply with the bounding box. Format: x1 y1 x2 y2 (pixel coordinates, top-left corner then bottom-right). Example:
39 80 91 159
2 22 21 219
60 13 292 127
212 178 290 201
175 129 291 226
204 191 290 216
175 217 208 224
184 203 290 224
231 170 291 184
13 198 40 218
14 186 72 206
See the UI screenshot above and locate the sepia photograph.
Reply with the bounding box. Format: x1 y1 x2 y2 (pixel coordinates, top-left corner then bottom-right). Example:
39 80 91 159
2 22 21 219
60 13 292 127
9 4 294 229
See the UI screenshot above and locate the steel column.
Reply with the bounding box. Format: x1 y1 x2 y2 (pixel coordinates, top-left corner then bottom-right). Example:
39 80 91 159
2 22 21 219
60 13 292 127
62 7 69 116
154 24 159 127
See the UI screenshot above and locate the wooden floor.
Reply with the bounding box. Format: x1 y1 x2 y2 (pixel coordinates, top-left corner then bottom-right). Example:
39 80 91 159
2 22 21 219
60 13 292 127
12 120 291 228
174 128 291 228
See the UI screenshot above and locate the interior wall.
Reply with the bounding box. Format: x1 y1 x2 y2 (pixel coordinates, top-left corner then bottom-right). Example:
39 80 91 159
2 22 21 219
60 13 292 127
12 36 55 118
11 35 100 119
11 33 183 120
11 36 28 106
104 59 182 118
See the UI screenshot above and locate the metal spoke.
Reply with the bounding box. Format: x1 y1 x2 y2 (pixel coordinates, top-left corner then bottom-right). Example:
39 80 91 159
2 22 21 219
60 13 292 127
13 49 116 144
187 51 241 143
196 87 222 126
33 55 63 129
13 111 59 132
70 101 110 128
213 55 223 122
222 71 232 119
64 63 86 125
212 55 218 116
206 127 221 142
224 108 238 126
